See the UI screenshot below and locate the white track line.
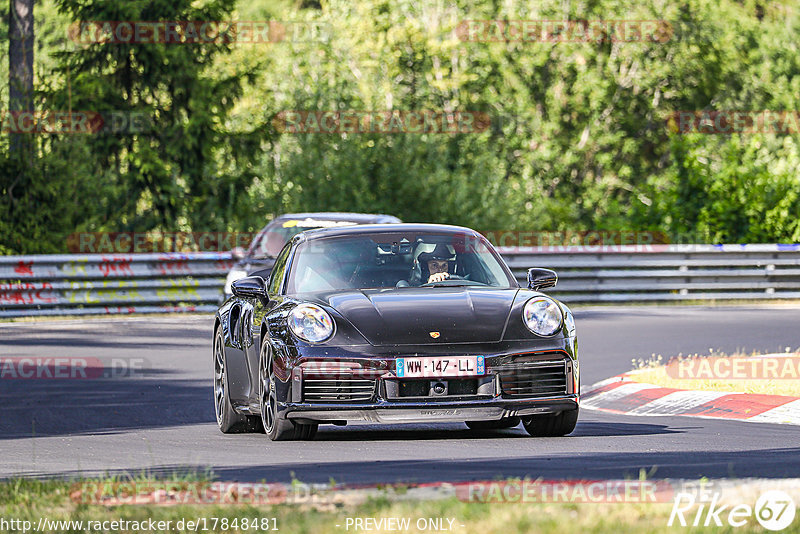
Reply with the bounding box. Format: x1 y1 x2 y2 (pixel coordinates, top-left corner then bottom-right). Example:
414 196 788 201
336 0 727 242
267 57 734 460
582 375 628 394
582 382 662 410
627 390 728 415
747 399 800 424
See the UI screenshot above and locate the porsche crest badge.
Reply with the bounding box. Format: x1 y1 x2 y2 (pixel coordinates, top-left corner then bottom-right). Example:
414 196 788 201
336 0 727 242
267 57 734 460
429 331 441 339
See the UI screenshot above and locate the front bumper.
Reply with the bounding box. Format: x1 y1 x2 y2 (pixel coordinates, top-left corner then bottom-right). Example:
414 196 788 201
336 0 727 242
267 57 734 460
286 395 579 424
281 348 579 424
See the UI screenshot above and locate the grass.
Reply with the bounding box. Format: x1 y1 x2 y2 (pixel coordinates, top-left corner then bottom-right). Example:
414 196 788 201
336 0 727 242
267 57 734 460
629 350 800 396
0 476 789 534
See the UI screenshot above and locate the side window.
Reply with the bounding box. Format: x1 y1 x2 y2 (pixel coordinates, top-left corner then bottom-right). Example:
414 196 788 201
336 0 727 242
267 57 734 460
267 243 292 295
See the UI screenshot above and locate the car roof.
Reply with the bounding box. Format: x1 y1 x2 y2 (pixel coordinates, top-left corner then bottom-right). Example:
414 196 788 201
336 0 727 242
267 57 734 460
271 212 401 224
294 223 483 242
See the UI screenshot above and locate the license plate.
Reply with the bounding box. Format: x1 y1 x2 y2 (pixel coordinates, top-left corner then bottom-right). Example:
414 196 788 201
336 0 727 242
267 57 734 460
396 356 485 378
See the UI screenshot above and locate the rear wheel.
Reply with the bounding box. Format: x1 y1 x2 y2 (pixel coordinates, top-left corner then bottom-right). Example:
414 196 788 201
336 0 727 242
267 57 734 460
214 327 251 433
259 339 318 441
465 417 520 430
522 408 578 437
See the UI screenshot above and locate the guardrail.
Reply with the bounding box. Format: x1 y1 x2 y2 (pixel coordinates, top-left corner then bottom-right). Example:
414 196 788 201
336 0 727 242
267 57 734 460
0 253 233 318
1 245 799 317
499 244 800 303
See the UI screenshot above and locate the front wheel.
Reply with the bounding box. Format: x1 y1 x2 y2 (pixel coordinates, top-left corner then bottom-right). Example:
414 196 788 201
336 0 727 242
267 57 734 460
214 327 252 433
259 339 317 441
522 408 578 437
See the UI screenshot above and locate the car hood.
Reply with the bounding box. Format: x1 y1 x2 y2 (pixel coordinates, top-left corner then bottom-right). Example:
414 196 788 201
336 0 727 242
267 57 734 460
315 287 519 346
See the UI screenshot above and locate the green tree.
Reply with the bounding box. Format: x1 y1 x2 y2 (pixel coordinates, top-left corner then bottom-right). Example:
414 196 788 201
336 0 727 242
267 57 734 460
46 0 268 231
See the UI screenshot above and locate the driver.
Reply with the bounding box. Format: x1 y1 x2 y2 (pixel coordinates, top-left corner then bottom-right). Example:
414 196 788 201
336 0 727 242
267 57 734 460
418 243 456 284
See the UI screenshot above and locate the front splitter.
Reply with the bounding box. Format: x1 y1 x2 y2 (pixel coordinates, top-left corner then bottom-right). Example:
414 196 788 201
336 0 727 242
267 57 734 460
285 397 578 424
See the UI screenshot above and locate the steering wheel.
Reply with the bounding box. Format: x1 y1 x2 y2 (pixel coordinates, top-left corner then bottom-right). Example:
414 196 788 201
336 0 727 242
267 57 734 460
421 274 468 287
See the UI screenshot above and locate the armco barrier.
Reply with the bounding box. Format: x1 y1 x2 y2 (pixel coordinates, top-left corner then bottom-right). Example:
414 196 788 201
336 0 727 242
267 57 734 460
0 253 233 318
1 245 799 317
498 243 800 303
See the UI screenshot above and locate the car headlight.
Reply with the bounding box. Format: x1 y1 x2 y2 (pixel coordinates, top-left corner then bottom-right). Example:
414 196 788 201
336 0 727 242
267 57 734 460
523 296 563 336
288 304 335 343
224 269 248 295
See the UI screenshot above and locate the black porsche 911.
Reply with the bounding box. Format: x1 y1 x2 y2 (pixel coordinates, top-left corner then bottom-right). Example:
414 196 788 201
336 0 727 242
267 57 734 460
213 224 579 440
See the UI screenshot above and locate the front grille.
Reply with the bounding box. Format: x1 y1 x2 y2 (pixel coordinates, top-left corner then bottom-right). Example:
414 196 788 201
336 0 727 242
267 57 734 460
397 378 478 398
399 380 428 397
448 378 478 396
302 378 377 402
494 359 568 397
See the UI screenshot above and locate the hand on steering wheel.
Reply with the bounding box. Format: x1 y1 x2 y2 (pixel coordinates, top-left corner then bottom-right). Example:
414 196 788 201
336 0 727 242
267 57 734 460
427 272 450 283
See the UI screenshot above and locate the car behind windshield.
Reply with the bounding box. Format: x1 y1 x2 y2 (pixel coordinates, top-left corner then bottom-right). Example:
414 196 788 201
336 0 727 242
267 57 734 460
286 231 516 293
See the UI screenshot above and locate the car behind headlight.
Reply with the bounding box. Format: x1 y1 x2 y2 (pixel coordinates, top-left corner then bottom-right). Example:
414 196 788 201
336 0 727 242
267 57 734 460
288 304 335 343
224 269 248 295
523 296 563 336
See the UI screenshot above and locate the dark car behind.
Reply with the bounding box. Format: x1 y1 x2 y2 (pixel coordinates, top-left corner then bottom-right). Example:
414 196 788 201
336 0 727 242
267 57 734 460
223 212 402 298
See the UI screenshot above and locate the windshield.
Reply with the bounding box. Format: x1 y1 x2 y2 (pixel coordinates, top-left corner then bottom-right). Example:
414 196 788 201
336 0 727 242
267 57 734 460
286 231 516 294
248 218 363 259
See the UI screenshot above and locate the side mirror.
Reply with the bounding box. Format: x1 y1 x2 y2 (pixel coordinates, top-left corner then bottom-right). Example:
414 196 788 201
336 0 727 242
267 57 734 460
231 247 246 261
527 268 557 291
231 276 268 302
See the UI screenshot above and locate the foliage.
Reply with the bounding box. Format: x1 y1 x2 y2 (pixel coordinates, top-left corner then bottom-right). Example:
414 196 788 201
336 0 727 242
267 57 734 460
2 0 800 252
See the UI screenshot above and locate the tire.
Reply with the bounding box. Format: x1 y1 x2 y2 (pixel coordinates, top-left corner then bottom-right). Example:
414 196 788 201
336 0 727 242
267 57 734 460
259 338 318 441
213 326 251 433
465 417 520 430
522 408 579 437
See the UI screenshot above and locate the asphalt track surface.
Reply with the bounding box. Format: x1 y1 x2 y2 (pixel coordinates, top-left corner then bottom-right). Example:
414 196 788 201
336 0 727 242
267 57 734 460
2 306 800 484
